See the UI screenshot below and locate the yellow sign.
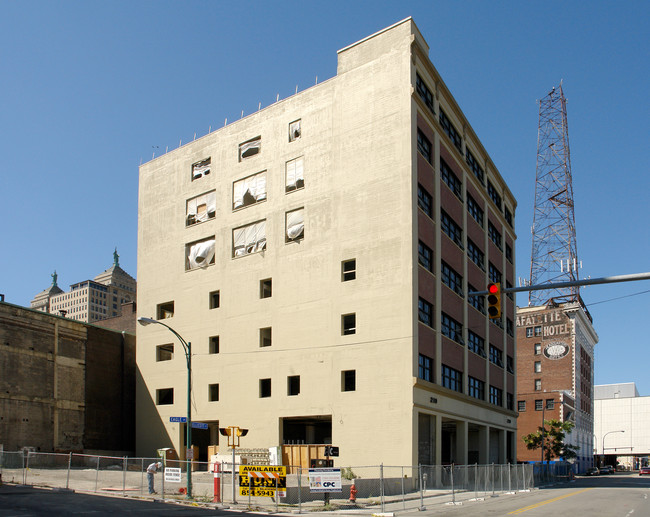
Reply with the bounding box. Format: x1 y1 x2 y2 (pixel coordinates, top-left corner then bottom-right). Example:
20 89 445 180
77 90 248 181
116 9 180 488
238 465 287 497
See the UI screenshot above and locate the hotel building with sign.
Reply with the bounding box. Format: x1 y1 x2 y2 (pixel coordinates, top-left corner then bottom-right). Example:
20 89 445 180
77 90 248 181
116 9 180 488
137 18 518 467
516 302 597 473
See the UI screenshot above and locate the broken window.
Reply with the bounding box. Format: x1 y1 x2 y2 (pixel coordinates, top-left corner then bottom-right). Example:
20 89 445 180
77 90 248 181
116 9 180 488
342 259 356 282
209 336 219 354
260 378 271 398
156 388 174 405
285 157 304 192
287 376 300 396
233 220 266 257
285 208 304 242
239 136 261 161
186 191 216 226
209 384 219 402
191 158 211 180
156 301 174 320
186 237 215 270
209 290 220 309
156 344 173 362
289 119 301 142
260 279 272 298
233 171 267 210
342 313 356 335
259 327 272 347
342 370 356 392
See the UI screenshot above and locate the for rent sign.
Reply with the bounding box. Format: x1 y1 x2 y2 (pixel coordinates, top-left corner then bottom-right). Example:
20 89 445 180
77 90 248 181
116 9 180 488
308 468 342 493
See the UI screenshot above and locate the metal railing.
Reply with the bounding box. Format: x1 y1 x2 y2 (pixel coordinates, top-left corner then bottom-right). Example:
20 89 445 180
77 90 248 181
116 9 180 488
0 451 572 512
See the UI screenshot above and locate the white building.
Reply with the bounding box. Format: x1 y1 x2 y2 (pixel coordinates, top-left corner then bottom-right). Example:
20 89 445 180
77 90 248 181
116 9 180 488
594 382 650 469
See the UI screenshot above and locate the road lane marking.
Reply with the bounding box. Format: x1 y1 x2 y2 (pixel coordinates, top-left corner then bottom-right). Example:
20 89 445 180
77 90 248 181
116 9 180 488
508 488 594 514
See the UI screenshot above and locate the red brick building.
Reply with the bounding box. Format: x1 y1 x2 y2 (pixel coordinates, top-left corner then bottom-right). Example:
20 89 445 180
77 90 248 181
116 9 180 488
516 302 597 473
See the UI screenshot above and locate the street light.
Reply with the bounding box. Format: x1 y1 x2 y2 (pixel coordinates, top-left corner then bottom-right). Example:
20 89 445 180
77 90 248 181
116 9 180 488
602 430 625 468
138 316 193 499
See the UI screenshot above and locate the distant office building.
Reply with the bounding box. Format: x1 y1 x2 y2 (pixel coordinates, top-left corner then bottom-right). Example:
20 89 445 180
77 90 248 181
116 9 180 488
137 18 517 467
30 271 64 313
516 302 597 472
31 249 136 323
594 382 649 470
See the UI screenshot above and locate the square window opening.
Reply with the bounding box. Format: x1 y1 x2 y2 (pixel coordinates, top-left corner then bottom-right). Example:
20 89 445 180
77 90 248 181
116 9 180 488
156 301 174 320
186 237 216 270
156 388 174 405
191 158 211 181
239 136 261 161
156 344 174 362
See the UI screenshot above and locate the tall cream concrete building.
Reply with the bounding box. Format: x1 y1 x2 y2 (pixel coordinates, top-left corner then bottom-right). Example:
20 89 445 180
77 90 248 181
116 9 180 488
137 18 517 467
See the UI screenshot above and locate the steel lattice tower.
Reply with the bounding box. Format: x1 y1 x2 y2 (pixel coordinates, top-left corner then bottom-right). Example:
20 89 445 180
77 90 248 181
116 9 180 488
529 83 579 306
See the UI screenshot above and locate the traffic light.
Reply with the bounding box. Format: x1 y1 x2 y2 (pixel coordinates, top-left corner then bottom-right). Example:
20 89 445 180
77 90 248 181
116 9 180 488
487 283 501 319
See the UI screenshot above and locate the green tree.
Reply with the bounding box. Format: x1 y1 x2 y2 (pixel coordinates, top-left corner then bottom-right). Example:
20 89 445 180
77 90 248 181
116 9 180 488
522 418 579 463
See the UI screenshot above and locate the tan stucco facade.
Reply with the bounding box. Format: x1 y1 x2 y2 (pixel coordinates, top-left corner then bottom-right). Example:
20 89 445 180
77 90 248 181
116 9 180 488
137 18 517 467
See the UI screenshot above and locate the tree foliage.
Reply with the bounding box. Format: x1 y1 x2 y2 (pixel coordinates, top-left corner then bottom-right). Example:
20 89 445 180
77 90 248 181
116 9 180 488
522 418 579 463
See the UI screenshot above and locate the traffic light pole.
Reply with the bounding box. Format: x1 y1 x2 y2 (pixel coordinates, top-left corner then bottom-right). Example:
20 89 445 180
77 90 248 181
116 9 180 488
469 272 650 297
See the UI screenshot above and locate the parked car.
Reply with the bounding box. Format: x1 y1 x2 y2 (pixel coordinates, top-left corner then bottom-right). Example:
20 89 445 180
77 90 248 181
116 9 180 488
586 467 600 476
601 465 614 474
639 466 650 476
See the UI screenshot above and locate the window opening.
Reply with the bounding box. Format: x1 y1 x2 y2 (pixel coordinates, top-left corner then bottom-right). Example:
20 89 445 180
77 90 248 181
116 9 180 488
233 171 267 210
342 313 356 335
186 191 216 226
186 237 216 270
342 260 356 281
288 375 300 396
209 290 220 309
191 158 211 180
209 384 219 402
286 157 305 192
239 136 261 161
156 344 174 362
260 327 272 347
259 378 271 398
209 336 219 354
286 208 304 242
233 220 266 257
289 120 301 141
156 388 174 405
342 370 356 392
260 279 272 298
157 301 174 320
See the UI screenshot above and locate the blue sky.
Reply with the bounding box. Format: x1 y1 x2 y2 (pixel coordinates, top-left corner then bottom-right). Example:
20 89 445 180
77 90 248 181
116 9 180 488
1 1 648 393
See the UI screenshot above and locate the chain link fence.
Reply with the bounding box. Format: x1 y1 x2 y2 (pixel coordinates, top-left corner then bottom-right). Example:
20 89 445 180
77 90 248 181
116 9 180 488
1 450 573 512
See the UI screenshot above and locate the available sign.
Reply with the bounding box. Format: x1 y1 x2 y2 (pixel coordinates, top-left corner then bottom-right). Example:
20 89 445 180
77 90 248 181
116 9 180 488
238 465 287 497
164 467 182 483
308 468 342 493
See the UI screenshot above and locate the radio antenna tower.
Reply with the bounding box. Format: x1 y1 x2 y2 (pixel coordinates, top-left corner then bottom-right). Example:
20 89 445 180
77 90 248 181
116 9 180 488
529 82 579 306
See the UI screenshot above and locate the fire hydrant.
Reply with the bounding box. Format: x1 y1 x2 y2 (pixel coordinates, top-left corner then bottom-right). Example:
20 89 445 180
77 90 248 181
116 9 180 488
349 483 358 503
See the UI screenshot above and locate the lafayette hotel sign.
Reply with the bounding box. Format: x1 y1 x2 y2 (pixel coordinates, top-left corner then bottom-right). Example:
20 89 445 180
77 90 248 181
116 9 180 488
517 309 572 360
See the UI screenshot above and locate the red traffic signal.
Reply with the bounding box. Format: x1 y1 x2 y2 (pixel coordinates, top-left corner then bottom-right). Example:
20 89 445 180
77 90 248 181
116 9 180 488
487 283 501 319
